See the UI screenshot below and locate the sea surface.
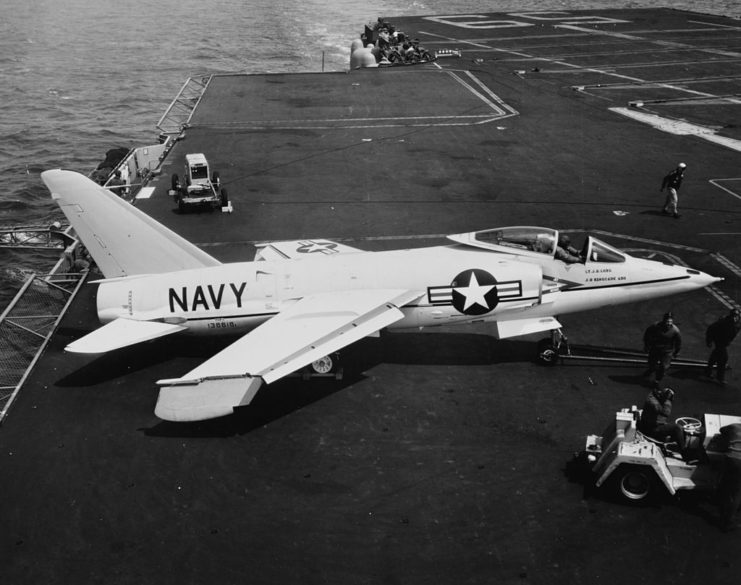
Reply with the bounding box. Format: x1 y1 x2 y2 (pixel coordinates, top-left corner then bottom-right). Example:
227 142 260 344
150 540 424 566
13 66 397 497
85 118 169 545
1 0 740 308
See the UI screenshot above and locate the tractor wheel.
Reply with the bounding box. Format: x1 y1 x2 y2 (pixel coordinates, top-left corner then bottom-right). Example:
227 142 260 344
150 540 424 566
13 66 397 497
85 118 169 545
611 464 661 504
536 338 559 366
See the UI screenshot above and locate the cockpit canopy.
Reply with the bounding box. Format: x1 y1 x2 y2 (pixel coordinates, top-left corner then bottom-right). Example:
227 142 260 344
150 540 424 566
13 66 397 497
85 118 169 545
447 226 626 263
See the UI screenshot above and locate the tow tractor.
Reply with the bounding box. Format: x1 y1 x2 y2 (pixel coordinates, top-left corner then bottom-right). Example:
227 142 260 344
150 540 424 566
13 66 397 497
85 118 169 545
170 153 232 213
581 406 741 503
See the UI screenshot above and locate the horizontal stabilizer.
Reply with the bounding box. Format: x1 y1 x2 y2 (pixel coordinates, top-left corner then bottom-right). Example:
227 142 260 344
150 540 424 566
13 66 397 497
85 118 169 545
494 316 562 339
66 318 187 354
155 376 263 422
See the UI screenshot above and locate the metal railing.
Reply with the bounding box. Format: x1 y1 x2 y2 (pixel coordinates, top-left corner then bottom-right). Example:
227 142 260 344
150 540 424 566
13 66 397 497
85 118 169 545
156 75 212 136
0 224 73 250
0 270 87 424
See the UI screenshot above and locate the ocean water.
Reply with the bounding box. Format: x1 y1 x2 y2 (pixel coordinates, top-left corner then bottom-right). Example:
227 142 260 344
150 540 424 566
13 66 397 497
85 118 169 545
1 0 739 307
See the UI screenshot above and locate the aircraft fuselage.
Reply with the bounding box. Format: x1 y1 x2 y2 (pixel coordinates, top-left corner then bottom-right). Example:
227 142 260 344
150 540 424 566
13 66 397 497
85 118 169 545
95 243 716 338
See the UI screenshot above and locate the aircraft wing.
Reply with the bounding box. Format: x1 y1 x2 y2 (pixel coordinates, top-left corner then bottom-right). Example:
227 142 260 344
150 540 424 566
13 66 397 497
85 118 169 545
155 288 422 422
254 238 364 261
65 318 188 353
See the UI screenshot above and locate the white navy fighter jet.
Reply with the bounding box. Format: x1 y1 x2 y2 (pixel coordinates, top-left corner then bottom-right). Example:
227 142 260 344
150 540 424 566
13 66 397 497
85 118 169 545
42 170 721 422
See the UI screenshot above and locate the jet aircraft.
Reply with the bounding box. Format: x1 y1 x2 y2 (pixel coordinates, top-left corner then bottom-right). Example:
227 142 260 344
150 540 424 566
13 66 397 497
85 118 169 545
42 170 720 422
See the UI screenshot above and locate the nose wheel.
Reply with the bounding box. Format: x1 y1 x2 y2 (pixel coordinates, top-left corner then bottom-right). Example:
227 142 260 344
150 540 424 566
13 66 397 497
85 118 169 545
537 329 569 366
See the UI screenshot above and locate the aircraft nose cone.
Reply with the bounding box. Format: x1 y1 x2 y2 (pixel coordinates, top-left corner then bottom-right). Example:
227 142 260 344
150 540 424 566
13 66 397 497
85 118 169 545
687 268 722 287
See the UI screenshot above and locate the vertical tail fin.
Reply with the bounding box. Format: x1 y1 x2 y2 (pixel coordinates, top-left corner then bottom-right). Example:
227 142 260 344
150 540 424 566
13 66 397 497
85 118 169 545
42 169 221 278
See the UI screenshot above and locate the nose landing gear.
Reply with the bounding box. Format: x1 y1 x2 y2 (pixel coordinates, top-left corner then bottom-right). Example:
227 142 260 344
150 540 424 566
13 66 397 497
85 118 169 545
537 329 569 365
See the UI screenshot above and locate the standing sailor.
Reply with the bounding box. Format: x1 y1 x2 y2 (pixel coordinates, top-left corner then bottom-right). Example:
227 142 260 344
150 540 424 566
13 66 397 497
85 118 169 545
660 162 686 219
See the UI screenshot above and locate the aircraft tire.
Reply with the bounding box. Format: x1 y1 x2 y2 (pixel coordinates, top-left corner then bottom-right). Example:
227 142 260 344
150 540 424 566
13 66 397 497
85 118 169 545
536 338 559 366
220 188 228 207
311 355 335 375
171 173 180 192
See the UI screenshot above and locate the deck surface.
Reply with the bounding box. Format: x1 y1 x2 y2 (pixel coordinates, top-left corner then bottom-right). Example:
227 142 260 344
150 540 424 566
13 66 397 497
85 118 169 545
3 8 741 585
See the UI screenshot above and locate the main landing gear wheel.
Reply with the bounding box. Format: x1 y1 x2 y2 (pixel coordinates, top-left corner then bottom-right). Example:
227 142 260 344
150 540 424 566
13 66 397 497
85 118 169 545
303 353 343 380
311 355 335 374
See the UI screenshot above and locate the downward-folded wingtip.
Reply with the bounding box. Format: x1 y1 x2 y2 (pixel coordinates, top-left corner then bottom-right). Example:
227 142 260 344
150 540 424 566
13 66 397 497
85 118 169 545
154 376 263 422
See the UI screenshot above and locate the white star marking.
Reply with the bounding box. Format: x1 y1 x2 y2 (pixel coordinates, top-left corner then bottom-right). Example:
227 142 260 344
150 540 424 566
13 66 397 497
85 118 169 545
298 241 336 254
454 272 495 311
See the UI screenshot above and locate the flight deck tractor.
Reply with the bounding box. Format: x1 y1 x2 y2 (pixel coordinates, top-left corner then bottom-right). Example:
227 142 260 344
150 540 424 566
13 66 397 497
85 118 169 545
170 153 231 213
579 406 741 504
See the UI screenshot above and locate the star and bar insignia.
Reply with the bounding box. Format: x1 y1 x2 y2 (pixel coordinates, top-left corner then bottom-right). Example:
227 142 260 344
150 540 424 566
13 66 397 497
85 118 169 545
428 269 523 315
295 240 339 255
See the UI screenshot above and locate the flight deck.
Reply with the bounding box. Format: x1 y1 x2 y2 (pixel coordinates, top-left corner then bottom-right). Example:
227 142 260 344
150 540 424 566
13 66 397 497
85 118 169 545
2 8 741 585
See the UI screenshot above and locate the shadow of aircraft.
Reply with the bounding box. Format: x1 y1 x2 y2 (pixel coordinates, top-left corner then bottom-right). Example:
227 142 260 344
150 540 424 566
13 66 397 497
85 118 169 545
141 331 536 438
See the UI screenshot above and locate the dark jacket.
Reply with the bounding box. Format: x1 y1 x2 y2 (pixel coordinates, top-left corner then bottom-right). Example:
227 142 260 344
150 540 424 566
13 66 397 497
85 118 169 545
720 424 741 461
661 169 684 191
644 322 682 354
706 315 741 348
639 388 673 433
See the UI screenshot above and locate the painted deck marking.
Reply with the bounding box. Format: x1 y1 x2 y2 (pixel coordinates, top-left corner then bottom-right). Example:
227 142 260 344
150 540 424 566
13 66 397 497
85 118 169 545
216 71 518 129
709 178 741 201
611 108 741 153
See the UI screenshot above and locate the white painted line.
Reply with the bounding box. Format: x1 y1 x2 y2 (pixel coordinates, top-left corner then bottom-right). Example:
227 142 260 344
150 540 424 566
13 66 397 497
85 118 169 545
590 230 708 253
629 249 738 310
447 71 507 115
705 285 741 312
136 187 155 200
712 253 741 278
611 108 741 153
462 71 520 117
709 178 741 201
218 71 517 130
557 23 741 66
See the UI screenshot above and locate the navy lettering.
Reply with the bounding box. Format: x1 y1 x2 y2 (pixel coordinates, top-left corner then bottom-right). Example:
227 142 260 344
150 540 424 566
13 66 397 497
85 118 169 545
230 282 246 308
169 287 188 312
168 282 247 312
192 286 209 311
208 284 225 309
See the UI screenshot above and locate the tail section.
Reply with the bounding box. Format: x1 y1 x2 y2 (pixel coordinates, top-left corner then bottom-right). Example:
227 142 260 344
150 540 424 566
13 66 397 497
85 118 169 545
41 169 221 278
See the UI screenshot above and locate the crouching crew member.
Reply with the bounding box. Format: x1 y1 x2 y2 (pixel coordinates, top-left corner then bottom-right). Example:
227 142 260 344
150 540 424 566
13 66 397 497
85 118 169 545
637 385 685 452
